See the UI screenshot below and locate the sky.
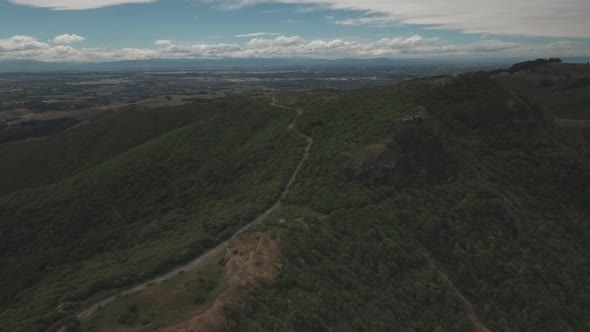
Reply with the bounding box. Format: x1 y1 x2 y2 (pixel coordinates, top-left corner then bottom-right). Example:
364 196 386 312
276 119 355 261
1 0 589 62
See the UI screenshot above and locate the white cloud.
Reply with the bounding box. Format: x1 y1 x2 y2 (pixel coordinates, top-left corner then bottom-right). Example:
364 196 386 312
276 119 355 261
247 35 305 48
0 36 50 52
50 34 86 44
7 0 156 10
0 34 588 62
154 39 173 46
238 35 523 57
6 1 590 38
235 32 281 38
194 0 590 38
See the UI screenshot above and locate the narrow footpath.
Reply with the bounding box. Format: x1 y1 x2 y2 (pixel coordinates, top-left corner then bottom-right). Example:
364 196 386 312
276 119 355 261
72 100 313 322
425 254 491 332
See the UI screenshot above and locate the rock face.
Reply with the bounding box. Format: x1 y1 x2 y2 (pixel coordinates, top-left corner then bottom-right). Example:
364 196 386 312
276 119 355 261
356 112 452 187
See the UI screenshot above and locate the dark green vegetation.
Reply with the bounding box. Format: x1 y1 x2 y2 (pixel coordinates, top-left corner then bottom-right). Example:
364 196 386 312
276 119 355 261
117 304 139 326
0 118 80 144
0 99 305 331
497 61 590 120
2 62 589 332
506 57 562 73
225 65 590 331
0 105 210 196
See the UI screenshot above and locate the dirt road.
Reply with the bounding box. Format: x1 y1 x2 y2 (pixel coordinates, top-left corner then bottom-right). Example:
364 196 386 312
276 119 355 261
73 101 313 321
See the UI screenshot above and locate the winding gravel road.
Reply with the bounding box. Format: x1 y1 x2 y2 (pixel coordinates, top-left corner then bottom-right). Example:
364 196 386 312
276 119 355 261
73 101 313 322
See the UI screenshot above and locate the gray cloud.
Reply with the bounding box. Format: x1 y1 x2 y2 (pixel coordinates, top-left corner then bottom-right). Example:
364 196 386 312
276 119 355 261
196 0 590 38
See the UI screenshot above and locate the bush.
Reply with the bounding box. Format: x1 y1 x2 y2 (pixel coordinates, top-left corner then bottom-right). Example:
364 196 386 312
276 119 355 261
118 305 139 325
508 58 562 73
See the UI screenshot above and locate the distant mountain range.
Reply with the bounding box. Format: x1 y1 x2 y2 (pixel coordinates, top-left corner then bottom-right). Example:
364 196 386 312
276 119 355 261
0 57 556 72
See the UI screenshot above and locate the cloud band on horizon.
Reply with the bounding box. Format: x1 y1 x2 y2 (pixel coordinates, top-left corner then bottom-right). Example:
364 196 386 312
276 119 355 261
0 34 587 62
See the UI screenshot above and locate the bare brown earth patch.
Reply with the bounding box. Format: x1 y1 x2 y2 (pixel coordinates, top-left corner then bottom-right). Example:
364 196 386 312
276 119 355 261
156 231 281 332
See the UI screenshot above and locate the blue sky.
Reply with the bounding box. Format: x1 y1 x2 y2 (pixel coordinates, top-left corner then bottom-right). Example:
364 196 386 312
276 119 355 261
1 0 589 61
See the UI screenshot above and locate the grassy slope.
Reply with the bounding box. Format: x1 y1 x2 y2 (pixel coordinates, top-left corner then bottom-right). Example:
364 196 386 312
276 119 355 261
0 105 210 197
0 98 305 332
226 70 590 331
83 255 225 331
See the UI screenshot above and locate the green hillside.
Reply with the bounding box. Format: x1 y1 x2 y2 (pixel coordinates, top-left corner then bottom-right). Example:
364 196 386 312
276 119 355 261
0 105 211 197
0 98 305 331
225 68 590 331
2 63 590 332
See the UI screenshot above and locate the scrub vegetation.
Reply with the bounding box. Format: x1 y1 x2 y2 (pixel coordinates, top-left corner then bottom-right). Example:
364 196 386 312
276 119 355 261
2 62 589 332
0 98 305 332
226 65 590 332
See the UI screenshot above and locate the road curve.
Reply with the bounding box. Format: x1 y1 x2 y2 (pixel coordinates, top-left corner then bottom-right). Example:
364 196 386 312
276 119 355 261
72 101 313 322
